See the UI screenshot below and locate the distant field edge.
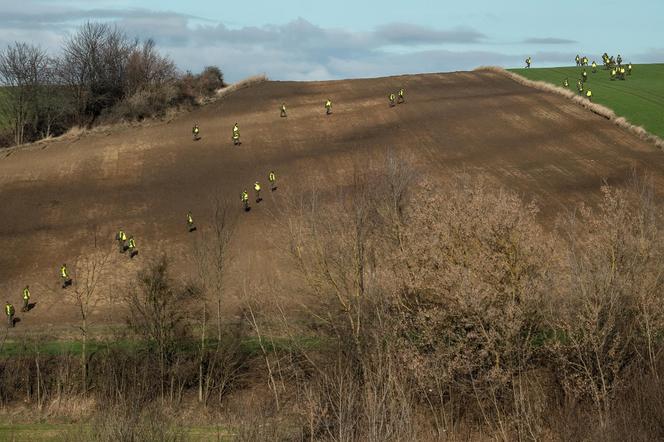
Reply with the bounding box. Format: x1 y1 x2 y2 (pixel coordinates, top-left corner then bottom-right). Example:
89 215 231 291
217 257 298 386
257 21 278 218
475 66 664 150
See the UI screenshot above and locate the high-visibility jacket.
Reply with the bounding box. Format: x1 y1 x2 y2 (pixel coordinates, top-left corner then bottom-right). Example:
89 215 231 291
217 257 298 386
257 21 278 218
241 191 248 202
128 238 136 249
389 94 395 101
269 172 276 182
187 213 193 224
118 230 127 241
281 104 286 112
586 90 592 98
193 126 199 134
5 304 13 316
398 89 404 97
254 182 261 192
61 266 68 278
592 62 597 68
325 100 332 108
611 70 616 77
23 287 30 300
620 68 625 74
232 125 240 139
563 80 569 87
582 71 587 77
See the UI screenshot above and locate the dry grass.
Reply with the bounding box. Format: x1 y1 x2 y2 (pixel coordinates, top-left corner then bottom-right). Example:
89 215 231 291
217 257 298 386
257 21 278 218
476 66 664 149
211 74 269 102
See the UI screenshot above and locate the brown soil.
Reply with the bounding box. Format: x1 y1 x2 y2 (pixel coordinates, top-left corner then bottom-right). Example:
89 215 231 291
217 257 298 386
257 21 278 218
2 70 664 333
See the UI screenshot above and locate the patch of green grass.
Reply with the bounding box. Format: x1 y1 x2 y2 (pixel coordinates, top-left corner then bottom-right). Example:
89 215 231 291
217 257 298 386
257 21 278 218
0 335 325 358
0 423 233 441
509 63 664 139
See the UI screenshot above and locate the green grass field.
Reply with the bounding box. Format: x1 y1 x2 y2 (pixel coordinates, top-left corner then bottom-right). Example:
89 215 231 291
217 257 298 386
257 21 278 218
509 63 664 139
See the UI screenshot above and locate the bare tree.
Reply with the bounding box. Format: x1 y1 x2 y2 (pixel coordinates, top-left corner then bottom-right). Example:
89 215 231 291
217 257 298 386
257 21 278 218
58 22 135 125
284 171 376 355
0 42 49 145
192 197 238 404
124 255 198 403
70 238 112 392
125 39 177 96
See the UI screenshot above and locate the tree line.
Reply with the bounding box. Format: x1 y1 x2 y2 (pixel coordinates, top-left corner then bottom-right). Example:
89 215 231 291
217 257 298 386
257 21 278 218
0 22 225 147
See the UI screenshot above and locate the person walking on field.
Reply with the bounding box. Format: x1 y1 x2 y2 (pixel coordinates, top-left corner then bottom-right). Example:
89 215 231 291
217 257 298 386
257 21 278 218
116 229 127 253
22 286 30 312
127 236 138 259
60 264 70 288
586 89 593 101
397 88 405 103
232 123 241 145
187 211 196 232
591 61 597 73
241 190 249 211
5 302 14 328
582 69 588 83
525 57 531 68
575 54 580 66
389 93 396 107
254 181 262 203
280 103 287 118
563 78 569 88
192 123 200 141
269 170 277 191
325 99 332 115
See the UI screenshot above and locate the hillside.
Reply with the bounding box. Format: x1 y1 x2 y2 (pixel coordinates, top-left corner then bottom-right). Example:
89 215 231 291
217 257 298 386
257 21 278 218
2 68 664 333
510 63 664 138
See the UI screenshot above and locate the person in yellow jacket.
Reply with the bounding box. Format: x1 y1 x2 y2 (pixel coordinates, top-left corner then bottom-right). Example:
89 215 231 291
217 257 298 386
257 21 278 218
280 103 287 118
325 99 332 115
269 170 277 191
627 63 633 75
525 56 531 68
397 88 405 104
591 61 597 73
582 69 588 82
586 89 593 101
22 286 30 312
116 229 127 253
575 54 580 66
127 236 137 259
563 78 569 88
232 123 241 145
187 211 196 232
192 123 200 141
241 190 249 211
610 68 617 80
619 66 626 80
254 181 262 203
388 93 396 107
60 264 70 288
5 302 14 328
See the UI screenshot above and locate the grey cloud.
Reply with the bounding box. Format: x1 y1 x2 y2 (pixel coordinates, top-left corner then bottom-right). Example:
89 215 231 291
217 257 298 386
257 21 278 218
523 37 577 45
0 3 578 82
375 23 487 44
631 48 664 63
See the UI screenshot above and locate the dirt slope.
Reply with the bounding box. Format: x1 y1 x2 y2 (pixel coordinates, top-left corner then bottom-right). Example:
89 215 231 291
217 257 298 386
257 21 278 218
2 69 664 332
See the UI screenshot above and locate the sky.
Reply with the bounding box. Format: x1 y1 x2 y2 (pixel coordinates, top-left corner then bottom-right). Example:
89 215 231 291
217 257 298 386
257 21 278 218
0 0 662 82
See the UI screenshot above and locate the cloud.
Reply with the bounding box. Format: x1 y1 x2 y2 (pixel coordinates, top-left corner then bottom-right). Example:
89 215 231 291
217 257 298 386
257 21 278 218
0 2 579 81
523 37 577 45
374 23 486 45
